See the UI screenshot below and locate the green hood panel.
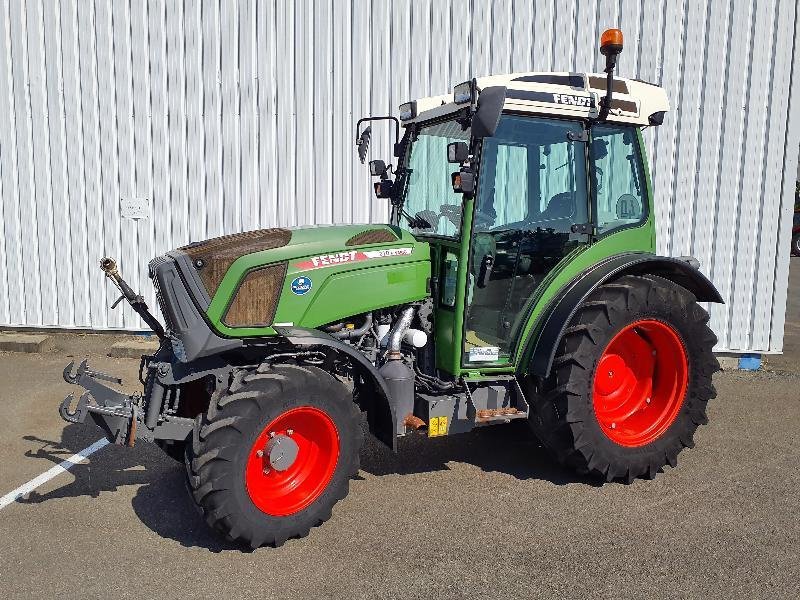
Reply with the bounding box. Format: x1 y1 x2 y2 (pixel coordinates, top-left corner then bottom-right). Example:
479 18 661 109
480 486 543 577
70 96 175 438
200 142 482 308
200 224 431 336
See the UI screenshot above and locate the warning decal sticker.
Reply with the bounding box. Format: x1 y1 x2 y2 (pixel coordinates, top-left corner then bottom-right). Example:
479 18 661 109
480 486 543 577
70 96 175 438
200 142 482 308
428 416 449 438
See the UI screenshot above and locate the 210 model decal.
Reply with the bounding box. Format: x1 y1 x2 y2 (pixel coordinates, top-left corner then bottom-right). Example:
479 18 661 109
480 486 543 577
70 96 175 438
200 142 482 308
294 247 413 271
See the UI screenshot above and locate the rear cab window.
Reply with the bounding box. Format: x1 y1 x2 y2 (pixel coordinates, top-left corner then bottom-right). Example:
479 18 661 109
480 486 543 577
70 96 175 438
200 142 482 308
590 125 648 236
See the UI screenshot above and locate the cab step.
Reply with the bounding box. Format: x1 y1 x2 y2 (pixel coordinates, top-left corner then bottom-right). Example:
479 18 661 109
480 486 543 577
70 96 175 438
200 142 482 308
412 376 529 437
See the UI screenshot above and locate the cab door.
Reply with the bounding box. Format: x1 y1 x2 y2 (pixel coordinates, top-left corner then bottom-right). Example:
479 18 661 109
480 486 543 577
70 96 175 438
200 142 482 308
463 115 591 367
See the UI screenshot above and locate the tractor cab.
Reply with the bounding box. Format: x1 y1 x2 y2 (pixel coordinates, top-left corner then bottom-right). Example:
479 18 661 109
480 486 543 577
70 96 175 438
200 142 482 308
360 65 669 377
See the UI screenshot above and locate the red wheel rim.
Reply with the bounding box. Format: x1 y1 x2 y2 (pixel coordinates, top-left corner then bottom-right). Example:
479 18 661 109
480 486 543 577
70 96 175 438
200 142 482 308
592 319 689 447
245 407 340 516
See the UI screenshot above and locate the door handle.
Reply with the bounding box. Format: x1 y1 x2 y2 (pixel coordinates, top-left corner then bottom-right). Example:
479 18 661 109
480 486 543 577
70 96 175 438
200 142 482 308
477 254 494 288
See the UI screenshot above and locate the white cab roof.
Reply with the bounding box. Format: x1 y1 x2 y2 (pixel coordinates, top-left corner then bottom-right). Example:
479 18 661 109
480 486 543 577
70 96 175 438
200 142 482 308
404 72 669 127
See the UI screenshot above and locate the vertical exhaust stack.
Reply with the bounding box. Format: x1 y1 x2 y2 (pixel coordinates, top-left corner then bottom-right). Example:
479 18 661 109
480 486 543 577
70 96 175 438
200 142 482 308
379 307 417 434
598 28 624 121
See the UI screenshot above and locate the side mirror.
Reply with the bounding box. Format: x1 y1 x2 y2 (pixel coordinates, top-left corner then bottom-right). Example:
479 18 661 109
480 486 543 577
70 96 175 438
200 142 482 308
447 141 469 164
374 179 394 199
451 168 475 196
356 125 372 163
369 159 388 177
471 86 507 139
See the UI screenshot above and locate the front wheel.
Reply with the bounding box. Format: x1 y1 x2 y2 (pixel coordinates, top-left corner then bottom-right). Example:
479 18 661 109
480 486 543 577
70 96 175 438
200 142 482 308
186 363 362 548
791 232 800 257
527 274 719 482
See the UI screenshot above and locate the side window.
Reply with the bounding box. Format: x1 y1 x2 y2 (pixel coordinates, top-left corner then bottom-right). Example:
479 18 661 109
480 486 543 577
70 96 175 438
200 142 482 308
591 125 647 235
483 144 529 228
476 117 589 234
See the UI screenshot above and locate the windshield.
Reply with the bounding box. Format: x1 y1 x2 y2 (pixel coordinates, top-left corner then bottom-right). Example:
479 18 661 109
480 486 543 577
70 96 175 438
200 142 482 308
399 120 470 238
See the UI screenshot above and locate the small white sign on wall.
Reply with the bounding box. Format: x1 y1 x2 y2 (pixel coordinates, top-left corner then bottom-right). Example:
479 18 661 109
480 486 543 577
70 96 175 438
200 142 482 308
120 197 152 220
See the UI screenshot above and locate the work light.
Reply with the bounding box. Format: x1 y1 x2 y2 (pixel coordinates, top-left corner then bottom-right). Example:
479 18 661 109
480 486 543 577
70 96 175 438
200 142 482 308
453 80 475 105
398 101 416 121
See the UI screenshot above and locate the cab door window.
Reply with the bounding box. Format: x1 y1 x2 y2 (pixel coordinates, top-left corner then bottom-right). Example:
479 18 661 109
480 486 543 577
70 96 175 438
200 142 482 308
464 115 590 363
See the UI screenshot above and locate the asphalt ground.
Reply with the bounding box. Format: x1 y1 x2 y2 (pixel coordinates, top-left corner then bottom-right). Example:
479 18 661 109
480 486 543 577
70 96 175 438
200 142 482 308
0 258 798 599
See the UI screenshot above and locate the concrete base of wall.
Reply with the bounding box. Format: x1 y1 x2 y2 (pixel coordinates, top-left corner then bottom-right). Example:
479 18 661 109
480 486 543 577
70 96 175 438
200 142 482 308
716 353 762 371
0 333 54 353
108 338 160 359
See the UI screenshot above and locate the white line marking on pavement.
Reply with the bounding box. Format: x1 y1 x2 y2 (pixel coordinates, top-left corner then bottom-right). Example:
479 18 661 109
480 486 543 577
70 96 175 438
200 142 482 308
0 438 110 511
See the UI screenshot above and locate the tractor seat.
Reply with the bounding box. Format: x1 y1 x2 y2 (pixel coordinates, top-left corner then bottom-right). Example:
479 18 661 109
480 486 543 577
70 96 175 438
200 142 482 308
525 192 576 233
541 192 576 220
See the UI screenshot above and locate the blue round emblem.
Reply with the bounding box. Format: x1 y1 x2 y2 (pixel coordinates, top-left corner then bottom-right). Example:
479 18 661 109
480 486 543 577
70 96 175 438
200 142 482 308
290 276 313 295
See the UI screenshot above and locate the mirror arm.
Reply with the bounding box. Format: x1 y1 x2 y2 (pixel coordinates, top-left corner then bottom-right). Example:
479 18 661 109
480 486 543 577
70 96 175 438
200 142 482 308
355 116 400 148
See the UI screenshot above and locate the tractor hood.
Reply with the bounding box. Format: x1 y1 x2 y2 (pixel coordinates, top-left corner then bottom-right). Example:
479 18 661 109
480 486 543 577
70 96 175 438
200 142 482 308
162 224 431 338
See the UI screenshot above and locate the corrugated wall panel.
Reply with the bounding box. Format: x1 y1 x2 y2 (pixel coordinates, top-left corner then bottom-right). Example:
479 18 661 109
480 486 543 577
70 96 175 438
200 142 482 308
0 0 797 354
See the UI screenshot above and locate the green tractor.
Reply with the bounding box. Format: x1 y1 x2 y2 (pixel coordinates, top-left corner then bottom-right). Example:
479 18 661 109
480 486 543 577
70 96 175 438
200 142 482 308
60 30 720 548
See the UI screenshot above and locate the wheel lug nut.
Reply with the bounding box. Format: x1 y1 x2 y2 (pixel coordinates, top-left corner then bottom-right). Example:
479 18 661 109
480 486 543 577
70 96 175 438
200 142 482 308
269 431 276 438
256 450 264 458
646 397 651 404
611 423 616 429
263 468 270 475
286 429 294 436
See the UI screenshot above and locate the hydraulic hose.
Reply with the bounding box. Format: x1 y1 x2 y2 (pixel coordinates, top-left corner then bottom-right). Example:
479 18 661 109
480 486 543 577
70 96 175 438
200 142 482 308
330 313 373 340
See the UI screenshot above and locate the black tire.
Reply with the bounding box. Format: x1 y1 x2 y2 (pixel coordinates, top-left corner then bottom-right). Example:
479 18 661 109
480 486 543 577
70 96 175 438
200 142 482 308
792 232 800 257
186 363 362 548
527 274 719 482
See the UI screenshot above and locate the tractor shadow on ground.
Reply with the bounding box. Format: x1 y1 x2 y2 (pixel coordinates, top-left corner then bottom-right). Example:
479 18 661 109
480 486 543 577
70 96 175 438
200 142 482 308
17 420 596 552
17 424 239 553
358 418 598 486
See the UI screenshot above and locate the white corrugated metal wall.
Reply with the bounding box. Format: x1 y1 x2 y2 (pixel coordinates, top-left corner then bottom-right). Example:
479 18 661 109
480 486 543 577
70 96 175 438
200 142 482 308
0 0 798 353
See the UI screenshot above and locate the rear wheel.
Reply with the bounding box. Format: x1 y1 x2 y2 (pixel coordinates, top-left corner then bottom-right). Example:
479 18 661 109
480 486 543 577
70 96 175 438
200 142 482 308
528 274 719 482
186 363 362 548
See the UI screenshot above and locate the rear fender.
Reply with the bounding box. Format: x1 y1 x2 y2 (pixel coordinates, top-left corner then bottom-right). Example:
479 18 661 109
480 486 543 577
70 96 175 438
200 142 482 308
524 253 723 379
273 326 397 451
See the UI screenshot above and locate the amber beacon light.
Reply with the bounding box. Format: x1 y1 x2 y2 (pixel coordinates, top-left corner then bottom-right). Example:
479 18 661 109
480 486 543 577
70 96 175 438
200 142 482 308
600 28 624 55
597 28 624 120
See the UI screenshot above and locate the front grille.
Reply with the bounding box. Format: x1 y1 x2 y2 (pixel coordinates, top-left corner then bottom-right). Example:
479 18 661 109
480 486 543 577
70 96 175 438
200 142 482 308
222 262 287 328
148 256 175 331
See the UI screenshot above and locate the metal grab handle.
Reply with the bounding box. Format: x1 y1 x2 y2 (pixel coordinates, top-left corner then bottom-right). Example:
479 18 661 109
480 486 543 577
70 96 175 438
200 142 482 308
477 254 494 288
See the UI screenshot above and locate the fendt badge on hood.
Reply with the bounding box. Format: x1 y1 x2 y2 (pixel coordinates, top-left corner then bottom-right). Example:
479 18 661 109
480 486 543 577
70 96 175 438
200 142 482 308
294 247 413 271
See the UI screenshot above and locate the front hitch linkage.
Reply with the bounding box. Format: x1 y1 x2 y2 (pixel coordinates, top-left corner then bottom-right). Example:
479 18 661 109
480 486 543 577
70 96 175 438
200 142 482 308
60 359 140 446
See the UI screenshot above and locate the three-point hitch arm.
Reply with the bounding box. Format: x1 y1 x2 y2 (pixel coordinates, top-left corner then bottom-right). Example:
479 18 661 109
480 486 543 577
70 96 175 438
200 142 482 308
100 257 166 341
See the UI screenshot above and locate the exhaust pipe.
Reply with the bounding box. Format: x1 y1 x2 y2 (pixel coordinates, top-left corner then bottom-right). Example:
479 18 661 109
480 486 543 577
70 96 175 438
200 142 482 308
385 307 415 358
